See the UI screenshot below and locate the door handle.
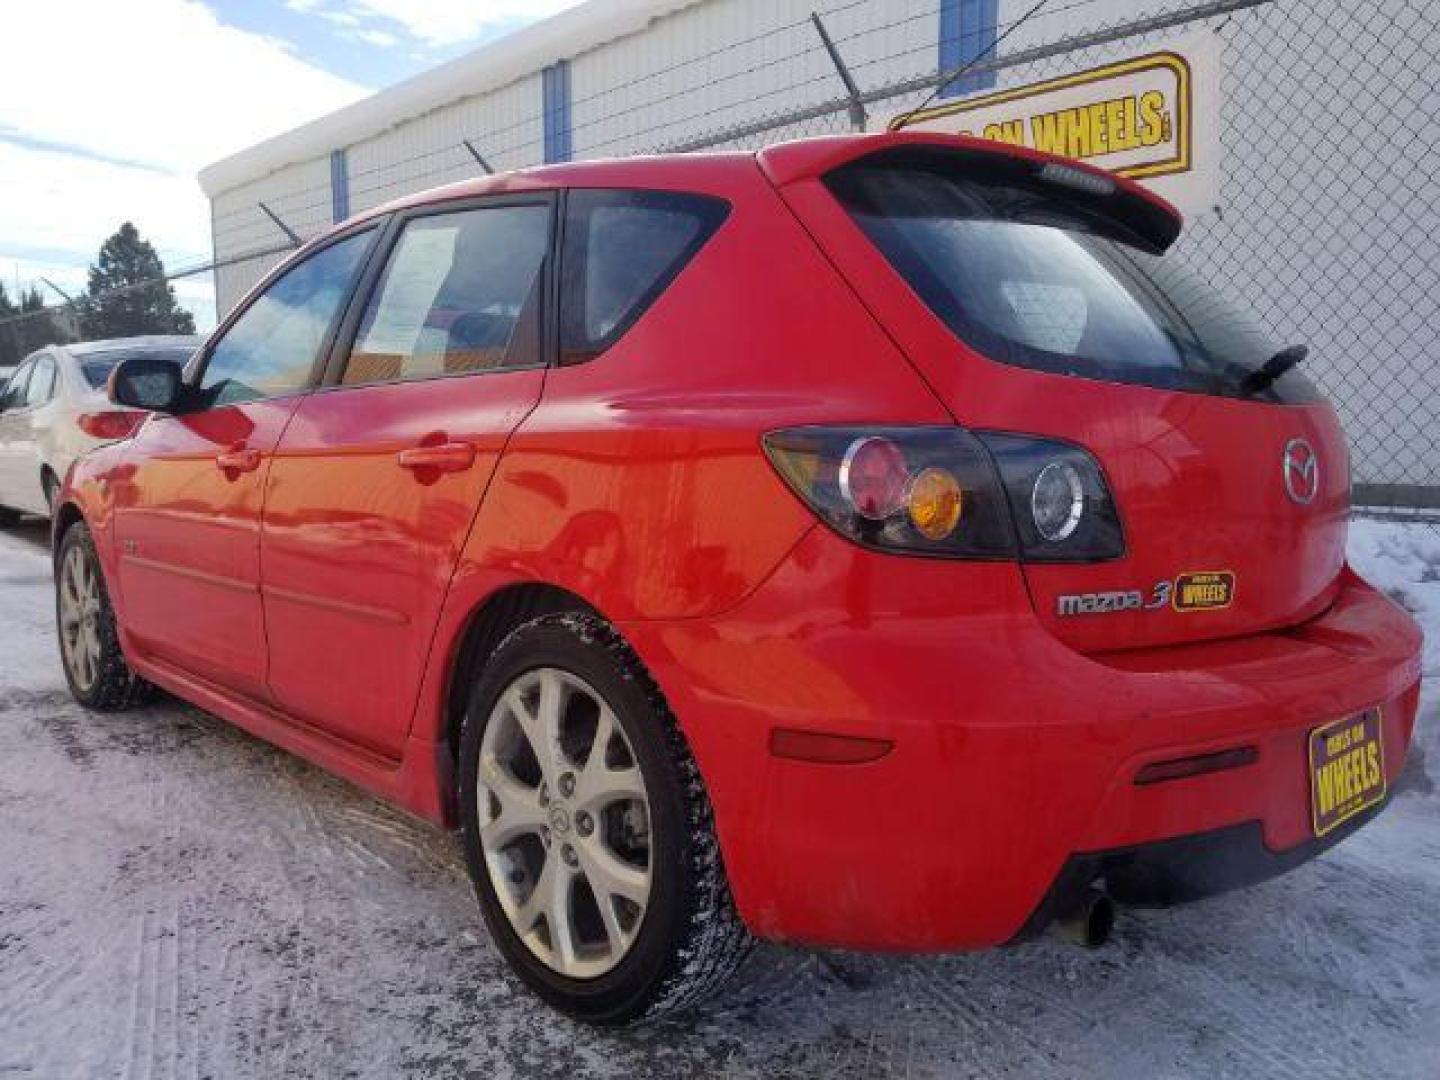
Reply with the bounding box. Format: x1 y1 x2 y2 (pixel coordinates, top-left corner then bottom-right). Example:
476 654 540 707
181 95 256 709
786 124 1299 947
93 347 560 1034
397 441 476 473
215 445 261 473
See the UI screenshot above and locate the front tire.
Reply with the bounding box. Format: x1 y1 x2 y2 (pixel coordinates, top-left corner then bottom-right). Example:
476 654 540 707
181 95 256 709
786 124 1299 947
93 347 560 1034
458 612 751 1024
56 522 153 710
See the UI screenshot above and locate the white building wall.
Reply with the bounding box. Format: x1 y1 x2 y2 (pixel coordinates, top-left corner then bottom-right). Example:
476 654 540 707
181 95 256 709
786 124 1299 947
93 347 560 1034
210 155 333 316
986 0 1440 493
346 73 545 214
203 0 1438 493
568 0 938 157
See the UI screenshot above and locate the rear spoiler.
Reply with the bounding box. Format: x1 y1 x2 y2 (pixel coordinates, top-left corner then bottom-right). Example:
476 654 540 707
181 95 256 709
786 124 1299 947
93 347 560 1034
758 132 1182 253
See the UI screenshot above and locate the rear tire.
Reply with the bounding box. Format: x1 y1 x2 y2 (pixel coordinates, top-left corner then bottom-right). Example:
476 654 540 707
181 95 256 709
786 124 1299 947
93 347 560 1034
458 611 751 1024
0 505 20 527
56 522 154 710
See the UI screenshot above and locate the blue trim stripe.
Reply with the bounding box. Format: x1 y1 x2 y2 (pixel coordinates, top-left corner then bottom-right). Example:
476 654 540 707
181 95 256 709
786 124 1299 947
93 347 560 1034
939 0 999 99
543 60 573 163
329 148 349 223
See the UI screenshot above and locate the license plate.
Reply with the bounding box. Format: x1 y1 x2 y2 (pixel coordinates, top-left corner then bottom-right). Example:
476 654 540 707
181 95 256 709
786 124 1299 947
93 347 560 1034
1308 709 1386 837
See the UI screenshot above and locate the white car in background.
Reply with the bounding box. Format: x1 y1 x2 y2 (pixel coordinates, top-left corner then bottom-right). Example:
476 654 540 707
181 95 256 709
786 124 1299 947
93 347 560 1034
0 336 200 521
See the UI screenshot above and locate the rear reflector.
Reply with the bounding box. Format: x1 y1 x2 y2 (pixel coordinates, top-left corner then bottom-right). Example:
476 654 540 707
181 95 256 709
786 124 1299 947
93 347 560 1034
77 410 146 439
769 728 893 764
1135 746 1259 786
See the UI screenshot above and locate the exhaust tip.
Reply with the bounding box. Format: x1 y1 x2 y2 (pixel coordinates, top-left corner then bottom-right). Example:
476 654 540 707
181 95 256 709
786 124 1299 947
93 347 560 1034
1054 886 1115 949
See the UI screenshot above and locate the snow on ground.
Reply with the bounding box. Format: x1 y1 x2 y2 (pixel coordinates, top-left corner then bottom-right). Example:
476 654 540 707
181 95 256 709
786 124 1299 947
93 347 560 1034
0 517 1437 1079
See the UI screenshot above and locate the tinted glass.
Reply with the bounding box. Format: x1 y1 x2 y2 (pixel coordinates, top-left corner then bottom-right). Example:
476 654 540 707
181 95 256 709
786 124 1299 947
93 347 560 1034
24 357 55 407
2 362 32 409
828 161 1320 403
344 204 549 385
81 346 195 389
200 230 373 407
559 190 728 362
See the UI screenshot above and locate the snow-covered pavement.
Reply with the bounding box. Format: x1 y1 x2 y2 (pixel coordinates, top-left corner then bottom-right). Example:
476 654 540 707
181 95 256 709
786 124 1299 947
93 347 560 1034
1 517 1436 1079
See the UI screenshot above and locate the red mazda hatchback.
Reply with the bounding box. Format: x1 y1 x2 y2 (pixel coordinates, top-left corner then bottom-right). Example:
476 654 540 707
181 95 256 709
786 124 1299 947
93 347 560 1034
56 133 1422 1023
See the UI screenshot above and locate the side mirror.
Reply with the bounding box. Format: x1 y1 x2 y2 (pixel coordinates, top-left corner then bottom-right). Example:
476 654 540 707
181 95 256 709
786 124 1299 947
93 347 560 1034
109 356 184 414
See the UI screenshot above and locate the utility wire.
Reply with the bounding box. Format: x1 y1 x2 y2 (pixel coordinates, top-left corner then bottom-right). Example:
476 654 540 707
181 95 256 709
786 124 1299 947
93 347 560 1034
16 0 1244 338
0 241 295 332
892 0 1052 129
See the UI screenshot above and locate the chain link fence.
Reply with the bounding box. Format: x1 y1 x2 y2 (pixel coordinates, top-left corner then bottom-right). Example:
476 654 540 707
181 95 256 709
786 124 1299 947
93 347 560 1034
51 0 1438 521
635 0 1439 521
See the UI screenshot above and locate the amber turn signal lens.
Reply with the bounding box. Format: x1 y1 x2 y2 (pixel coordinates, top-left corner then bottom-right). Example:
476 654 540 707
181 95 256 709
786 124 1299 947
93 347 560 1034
907 467 963 540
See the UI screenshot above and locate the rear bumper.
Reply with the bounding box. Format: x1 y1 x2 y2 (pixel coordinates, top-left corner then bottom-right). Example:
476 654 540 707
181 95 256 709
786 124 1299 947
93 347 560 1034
1012 798 1389 942
621 528 1424 951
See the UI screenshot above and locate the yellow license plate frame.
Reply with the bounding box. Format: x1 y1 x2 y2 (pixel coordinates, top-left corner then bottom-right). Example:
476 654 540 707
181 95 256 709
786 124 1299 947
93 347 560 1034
1308 708 1385 837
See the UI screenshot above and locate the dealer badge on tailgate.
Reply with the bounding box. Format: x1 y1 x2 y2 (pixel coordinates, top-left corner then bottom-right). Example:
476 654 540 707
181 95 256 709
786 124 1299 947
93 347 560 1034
1056 571 1235 616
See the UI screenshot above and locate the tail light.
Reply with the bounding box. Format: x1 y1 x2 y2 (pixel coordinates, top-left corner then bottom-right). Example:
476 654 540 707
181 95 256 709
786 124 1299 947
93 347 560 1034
763 426 1124 562
77 410 147 440
978 433 1125 561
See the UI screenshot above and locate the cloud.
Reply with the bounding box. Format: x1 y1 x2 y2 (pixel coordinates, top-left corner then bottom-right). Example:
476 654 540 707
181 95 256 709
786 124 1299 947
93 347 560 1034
293 0 584 48
0 0 367 175
0 141 217 327
357 28 400 48
0 0 370 330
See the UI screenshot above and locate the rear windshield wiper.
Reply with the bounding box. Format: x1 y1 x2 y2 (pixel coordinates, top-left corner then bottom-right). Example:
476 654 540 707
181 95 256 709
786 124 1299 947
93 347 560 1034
1242 344 1308 396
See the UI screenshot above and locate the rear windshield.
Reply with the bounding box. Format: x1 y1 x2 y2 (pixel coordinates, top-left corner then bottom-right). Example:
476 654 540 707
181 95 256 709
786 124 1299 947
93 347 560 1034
80 345 197 389
827 159 1320 403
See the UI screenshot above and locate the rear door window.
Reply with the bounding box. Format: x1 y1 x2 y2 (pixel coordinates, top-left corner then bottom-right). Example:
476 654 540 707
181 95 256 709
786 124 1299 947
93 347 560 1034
827 157 1319 403
559 190 728 363
343 203 550 385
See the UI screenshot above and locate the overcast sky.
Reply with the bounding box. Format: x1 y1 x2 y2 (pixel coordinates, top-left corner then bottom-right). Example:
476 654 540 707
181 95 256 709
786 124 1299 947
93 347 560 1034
0 0 582 330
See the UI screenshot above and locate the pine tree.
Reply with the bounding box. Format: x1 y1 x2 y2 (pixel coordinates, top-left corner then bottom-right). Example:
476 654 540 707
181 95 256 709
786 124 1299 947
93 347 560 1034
16 286 70 355
0 283 19 368
80 222 195 339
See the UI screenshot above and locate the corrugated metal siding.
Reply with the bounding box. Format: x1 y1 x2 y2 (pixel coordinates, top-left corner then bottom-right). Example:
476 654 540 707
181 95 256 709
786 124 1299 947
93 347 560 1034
345 72 544 214
984 0 1440 488
207 0 931 312
569 0 932 157
203 0 1438 489
210 155 333 318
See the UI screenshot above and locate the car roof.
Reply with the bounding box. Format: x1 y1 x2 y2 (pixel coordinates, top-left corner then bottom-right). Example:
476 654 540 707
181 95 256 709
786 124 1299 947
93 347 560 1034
328 131 1179 238
290 132 1182 266
59 335 203 357
357 149 760 222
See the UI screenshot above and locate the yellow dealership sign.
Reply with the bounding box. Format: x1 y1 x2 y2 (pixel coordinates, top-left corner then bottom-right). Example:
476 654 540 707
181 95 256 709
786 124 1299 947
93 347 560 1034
888 35 1220 217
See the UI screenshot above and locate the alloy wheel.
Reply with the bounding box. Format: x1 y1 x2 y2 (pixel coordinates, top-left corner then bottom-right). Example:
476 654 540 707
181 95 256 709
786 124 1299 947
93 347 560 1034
58 545 102 693
477 667 652 979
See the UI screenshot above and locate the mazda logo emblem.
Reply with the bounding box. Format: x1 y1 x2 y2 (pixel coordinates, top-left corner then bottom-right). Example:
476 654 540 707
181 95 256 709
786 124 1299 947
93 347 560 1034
1282 438 1319 505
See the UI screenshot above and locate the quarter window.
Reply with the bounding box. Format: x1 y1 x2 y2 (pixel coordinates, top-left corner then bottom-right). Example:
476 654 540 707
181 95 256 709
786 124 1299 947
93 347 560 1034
343 204 550 386
559 190 728 363
200 229 374 407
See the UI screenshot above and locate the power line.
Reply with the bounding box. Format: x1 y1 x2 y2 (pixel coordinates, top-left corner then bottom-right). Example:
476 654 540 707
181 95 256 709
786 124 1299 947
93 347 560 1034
13 0 1249 340
892 0 1052 130
0 240 295 332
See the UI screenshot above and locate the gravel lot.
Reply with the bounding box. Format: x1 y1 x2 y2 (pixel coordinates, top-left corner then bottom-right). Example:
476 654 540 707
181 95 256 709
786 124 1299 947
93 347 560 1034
1 518 1437 1079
